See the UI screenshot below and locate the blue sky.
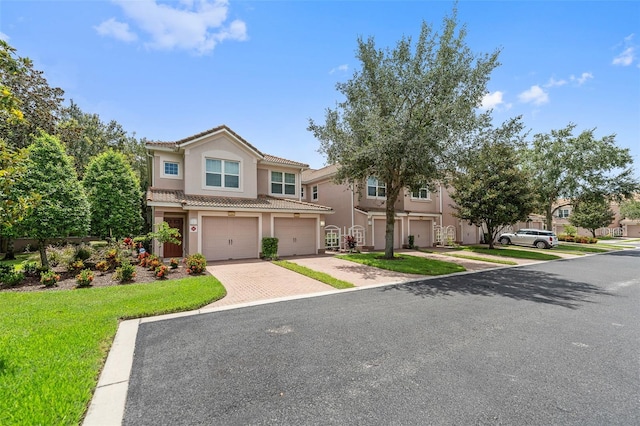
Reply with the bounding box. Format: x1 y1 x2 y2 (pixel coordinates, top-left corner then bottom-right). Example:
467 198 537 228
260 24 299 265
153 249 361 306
1 1 638 172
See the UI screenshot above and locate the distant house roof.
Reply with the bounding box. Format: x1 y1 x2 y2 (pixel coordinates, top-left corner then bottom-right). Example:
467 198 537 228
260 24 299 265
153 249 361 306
302 164 339 184
145 124 309 169
146 188 333 213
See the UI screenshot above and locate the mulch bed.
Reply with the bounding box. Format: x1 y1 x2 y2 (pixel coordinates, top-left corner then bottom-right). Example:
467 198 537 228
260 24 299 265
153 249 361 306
1 263 205 293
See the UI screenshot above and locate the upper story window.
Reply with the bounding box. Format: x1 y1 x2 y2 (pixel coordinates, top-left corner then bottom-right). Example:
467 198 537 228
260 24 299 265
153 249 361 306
557 208 570 218
164 161 179 176
312 185 318 200
411 187 430 200
301 186 305 199
205 158 239 189
271 171 296 195
367 177 386 198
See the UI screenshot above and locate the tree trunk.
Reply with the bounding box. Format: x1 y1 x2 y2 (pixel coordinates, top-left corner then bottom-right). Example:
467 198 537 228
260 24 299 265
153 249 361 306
38 239 49 269
383 183 401 259
545 203 553 231
3 237 16 261
487 223 495 249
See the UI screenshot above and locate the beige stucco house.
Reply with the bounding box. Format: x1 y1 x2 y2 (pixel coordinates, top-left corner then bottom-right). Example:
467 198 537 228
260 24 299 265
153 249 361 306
551 197 640 237
145 125 333 261
301 165 482 249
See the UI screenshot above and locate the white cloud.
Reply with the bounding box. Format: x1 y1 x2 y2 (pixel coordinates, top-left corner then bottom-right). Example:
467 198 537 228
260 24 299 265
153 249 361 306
98 0 247 54
0 32 9 41
518 85 549 105
544 77 567 88
612 34 636 66
329 64 348 75
570 72 593 85
94 18 138 42
480 91 512 111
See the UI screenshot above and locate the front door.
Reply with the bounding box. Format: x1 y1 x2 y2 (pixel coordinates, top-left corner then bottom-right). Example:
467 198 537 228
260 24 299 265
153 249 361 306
163 217 184 258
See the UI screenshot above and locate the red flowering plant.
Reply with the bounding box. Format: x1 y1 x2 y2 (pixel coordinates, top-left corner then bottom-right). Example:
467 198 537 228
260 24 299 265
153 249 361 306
40 270 61 287
137 251 150 267
184 253 207 275
155 264 169 279
169 258 179 269
76 269 94 288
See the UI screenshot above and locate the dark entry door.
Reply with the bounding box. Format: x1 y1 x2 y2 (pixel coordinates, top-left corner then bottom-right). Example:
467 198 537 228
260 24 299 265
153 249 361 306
163 217 183 258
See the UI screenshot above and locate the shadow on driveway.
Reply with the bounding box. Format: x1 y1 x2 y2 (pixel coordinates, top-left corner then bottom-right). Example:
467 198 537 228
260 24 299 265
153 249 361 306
383 267 613 309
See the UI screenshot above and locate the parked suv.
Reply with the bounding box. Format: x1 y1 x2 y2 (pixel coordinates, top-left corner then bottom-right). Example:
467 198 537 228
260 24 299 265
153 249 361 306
498 228 558 249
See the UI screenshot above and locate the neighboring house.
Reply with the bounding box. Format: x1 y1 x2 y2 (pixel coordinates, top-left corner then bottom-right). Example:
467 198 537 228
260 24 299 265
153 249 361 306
301 165 482 250
145 125 333 261
550 198 640 237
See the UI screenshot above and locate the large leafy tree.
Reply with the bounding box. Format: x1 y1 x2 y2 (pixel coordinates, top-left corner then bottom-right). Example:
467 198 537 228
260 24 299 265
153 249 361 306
527 123 638 230
569 194 615 238
449 118 534 249
0 41 64 150
308 8 500 258
18 132 90 268
620 199 640 220
83 150 142 239
0 141 40 260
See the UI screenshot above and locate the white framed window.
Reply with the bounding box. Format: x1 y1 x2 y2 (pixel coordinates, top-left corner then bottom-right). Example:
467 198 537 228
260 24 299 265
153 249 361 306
205 158 240 189
367 177 386 198
161 160 181 179
411 187 430 200
312 185 318 200
271 171 296 195
557 208 570 218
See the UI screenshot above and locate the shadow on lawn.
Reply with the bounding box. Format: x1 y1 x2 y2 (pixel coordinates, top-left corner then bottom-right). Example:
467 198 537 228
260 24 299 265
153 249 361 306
383 267 613 310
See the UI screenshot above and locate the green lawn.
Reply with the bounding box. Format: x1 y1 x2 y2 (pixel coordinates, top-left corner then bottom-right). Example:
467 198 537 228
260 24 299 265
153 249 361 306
0 253 39 268
337 252 466 275
463 246 561 261
443 252 518 265
556 243 609 253
0 276 226 425
273 260 354 289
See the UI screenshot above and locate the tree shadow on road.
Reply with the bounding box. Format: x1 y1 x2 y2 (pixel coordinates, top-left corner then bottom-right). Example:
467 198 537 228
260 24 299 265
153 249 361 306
382 268 613 309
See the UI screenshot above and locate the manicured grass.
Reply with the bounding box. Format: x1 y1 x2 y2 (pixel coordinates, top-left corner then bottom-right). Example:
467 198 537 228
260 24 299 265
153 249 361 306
0 276 226 425
0 253 39 268
337 252 466 275
556 244 609 253
443 252 518 265
463 246 561 261
273 260 354 289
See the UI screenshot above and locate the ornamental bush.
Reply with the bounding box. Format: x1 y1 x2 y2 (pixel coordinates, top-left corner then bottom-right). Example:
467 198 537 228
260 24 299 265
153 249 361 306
155 264 169 279
40 270 60 287
113 261 136 283
76 269 94 288
184 253 207 275
1 270 24 287
261 237 278 260
169 258 179 269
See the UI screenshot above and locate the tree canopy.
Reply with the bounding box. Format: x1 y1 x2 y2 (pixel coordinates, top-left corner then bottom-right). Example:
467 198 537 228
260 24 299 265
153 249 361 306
449 117 534 248
308 7 500 257
527 123 638 230
18 132 90 267
569 194 615 238
82 150 143 240
619 199 640 220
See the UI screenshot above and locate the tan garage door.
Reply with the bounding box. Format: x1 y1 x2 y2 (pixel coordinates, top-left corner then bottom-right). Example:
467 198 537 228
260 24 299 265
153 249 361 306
373 219 400 250
202 216 259 261
410 220 431 249
274 218 317 257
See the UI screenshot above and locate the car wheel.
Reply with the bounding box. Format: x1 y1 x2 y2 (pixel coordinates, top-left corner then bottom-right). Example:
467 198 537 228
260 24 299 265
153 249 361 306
499 237 510 245
535 241 548 249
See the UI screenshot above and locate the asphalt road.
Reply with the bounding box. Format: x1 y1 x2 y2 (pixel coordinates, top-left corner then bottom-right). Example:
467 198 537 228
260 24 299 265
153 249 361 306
124 248 640 425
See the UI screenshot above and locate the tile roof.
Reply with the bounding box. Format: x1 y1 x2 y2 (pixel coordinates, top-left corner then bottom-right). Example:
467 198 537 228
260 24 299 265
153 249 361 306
146 188 333 212
302 164 339 183
145 124 308 168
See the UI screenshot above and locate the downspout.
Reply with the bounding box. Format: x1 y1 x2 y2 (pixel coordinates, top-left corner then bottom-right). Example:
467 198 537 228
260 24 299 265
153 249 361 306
439 183 443 228
351 184 355 230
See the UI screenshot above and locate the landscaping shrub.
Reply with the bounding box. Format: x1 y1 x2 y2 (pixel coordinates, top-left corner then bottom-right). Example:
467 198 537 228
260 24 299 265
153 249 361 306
75 244 93 261
21 260 39 277
147 254 161 271
137 251 150 267
133 235 152 253
47 247 63 267
113 261 136 283
408 235 415 249
169 258 179 269
155 264 169 279
95 260 110 274
1 270 25 287
75 269 94 288
261 237 278 260
40 270 61 287
185 253 207 274
67 259 85 272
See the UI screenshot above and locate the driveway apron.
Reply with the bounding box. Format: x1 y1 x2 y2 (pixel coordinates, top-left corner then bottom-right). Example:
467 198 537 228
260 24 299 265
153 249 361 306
203 259 333 308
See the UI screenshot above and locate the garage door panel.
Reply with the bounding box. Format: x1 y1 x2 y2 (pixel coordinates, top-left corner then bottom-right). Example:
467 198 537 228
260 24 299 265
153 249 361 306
374 219 400 250
411 221 431 248
203 216 258 261
274 218 316 257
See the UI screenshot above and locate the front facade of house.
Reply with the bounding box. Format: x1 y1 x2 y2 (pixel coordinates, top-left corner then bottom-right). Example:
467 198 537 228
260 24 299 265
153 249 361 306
551 198 640 237
301 166 483 249
146 125 333 261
